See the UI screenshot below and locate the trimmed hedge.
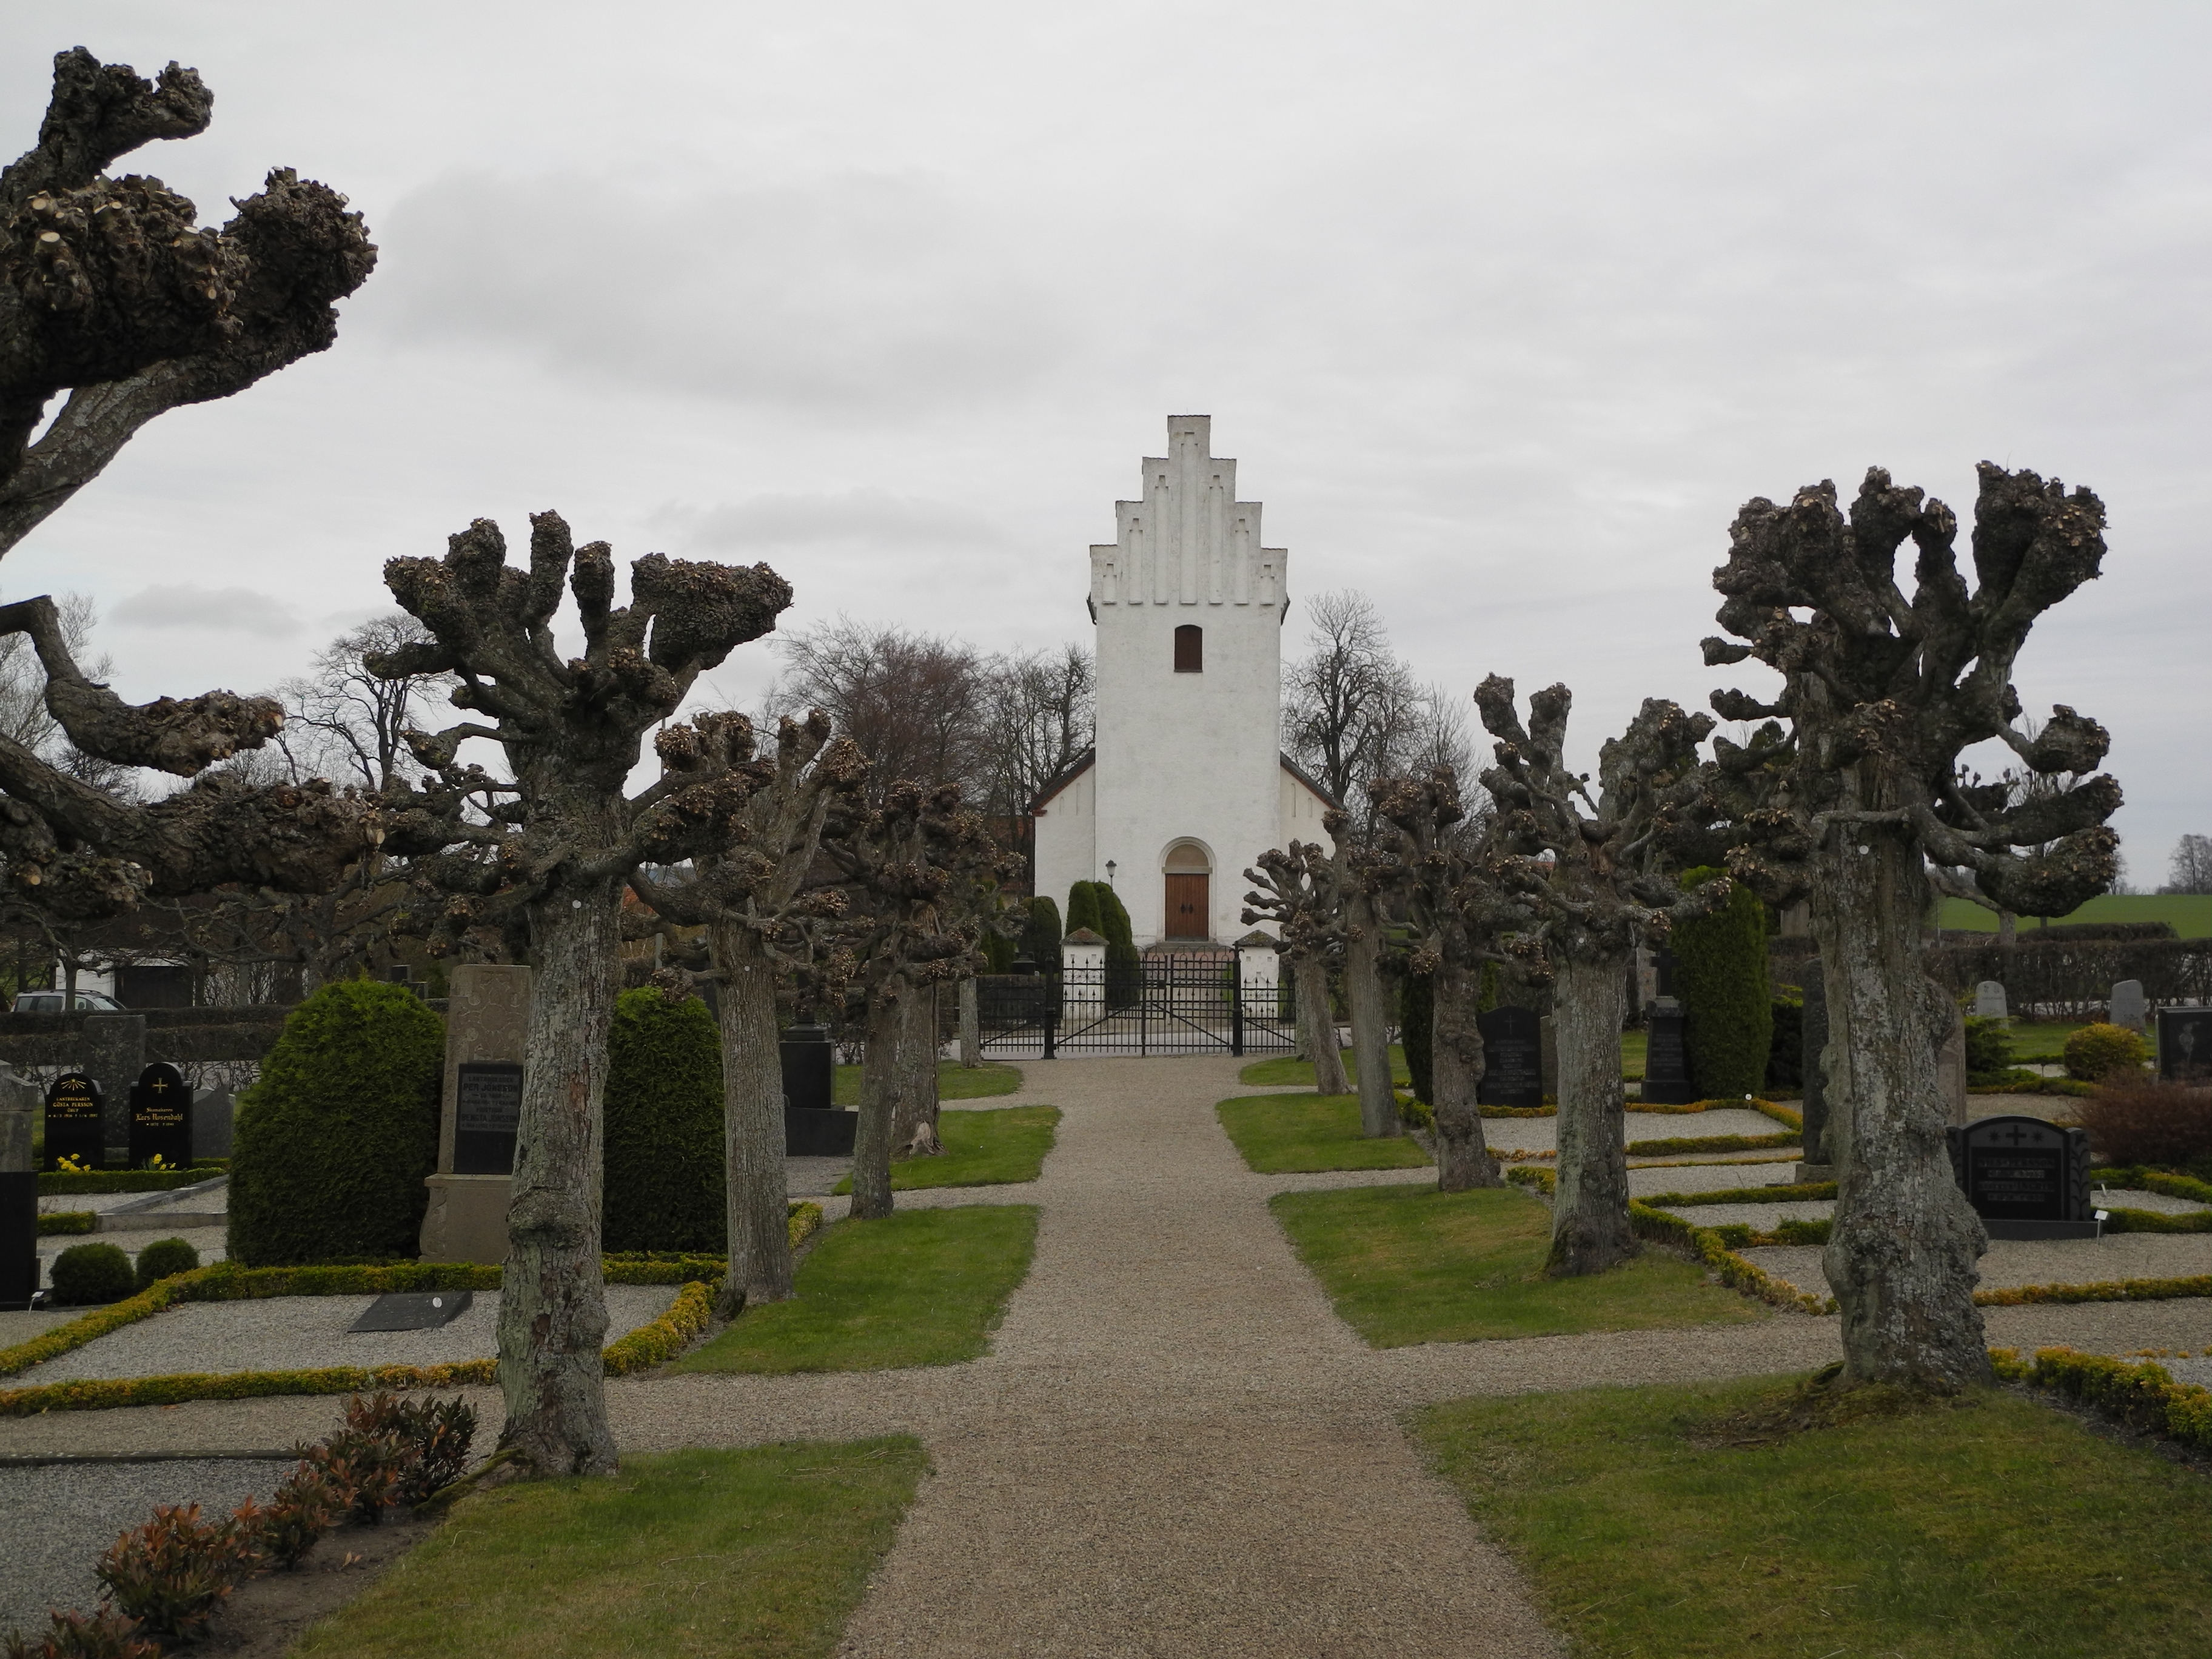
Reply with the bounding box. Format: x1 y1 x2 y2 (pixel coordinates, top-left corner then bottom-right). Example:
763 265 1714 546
2063 1021 2150 1082
1626 1131 1798 1157
133 1237 201 1289
1672 867 1771 1099
1974 1274 2211 1307
1400 973 1434 1105
1991 1346 2212 1451
1643 1180 1837 1208
227 980 444 1267
603 1278 716 1376
1064 881 1104 939
603 988 725 1253
2100 1166 2212 1204
36 1210 95 1235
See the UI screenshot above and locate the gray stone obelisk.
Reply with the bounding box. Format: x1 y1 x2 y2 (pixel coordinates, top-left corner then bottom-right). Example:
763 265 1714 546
418 964 532 1265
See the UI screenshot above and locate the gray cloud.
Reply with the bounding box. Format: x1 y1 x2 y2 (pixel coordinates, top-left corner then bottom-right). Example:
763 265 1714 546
108 586 302 638
649 489 1004 555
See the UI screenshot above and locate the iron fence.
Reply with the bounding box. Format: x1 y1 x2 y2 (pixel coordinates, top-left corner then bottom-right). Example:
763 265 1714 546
976 953 1295 1058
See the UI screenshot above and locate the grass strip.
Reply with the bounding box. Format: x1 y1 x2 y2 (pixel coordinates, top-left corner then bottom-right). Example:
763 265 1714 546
1270 1182 1767 1346
1236 1044 1412 1090
833 1106 1059 1193
35 1210 96 1235
293 1439 928 1658
1216 1091 1433 1173
673 1205 1038 1375
833 1059 1021 1107
1415 1373 2212 1658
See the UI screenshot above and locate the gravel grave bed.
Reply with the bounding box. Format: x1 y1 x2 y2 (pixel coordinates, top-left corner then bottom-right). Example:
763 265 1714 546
1650 1198 1834 1232
18 1285 679 1383
1743 1233 2211 1296
2088 1186 2208 1216
0 1458 288 1644
1476 1106 1787 1156
1627 1164 1815 1198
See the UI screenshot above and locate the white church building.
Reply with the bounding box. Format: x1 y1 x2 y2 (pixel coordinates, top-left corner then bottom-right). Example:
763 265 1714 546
1030 416 1336 947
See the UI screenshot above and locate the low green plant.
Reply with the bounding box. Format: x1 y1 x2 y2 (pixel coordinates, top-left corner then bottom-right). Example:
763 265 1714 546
1964 1014 2015 1082
49 1241 134 1305
2065 1021 2149 1082
133 1236 201 1290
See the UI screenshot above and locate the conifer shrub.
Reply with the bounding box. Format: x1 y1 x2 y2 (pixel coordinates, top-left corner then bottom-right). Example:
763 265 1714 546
1018 895 1064 971
133 1237 201 1292
2063 1021 2148 1082
981 927 1016 973
602 987 725 1253
1964 1015 2015 1084
227 980 444 1267
1671 867 1771 1099
49 1242 135 1305
1094 883 1142 1007
1401 972 1435 1104
1064 880 1104 939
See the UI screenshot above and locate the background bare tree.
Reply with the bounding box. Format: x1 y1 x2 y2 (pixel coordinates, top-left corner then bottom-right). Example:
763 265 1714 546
278 613 456 789
766 620 986 803
0 49 375 558
1282 590 1419 815
2162 834 2212 896
975 643 1093 871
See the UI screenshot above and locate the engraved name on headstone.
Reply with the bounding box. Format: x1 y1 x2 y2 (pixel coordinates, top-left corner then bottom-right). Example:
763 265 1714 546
452 1061 525 1175
127 1062 192 1170
1946 1113 2093 1238
41 1072 104 1172
1475 1006 1541 1109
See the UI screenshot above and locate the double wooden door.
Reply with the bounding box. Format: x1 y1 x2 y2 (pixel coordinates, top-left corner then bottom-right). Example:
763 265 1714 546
1164 873 1210 939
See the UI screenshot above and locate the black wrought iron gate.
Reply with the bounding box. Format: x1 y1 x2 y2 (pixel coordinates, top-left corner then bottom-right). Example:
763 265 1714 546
975 951 1295 1058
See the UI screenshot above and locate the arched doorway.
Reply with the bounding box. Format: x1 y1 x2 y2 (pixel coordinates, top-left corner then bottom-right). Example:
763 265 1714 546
1163 842 1211 940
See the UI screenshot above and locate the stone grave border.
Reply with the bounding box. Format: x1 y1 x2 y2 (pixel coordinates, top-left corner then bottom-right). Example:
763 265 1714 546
0 1205 823 1416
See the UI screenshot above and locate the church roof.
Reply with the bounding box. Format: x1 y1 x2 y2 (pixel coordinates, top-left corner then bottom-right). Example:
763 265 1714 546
1028 748 1341 816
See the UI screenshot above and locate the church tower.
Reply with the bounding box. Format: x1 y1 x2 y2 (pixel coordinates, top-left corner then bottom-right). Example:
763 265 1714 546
1031 417 1335 946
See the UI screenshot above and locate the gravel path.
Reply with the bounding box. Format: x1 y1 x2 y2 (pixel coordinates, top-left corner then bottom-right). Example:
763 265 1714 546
1743 1233 2210 1295
16 1286 677 1383
0 1457 290 1643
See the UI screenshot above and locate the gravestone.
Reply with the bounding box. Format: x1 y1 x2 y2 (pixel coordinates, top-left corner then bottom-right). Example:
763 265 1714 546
41 1073 105 1172
451 1062 523 1175
2108 979 2147 1032
2155 1005 2212 1083
1640 997 1698 1105
1475 1006 1541 1108
1538 1014 1558 1103
1936 1003 1969 1128
81 1012 145 1164
349 1289 472 1332
1972 981 2008 1021
1632 948 1659 1013
1797 958 1831 1179
1946 1114 2096 1239
781 1023 855 1155
0 1074 34 1310
190 1088 234 1163
127 1062 192 1170
419 963 532 1265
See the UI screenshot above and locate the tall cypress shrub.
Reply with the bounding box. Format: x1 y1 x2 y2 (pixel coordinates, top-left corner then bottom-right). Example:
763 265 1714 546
228 980 444 1266
1019 896 1064 970
1672 866 1772 1099
1094 883 1141 1007
603 988 725 1253
1400 971 1435 1104
1064 881 1104 939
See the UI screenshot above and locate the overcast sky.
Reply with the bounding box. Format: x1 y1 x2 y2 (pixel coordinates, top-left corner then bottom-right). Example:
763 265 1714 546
5 3 2207 882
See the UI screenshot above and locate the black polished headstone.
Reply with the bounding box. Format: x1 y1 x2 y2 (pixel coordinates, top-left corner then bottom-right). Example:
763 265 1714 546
785 1105 858 1156
2156 1005 2212 1084
0 1172 33 1310
452 1061 524 1175
1641 1002 1698 1105
41 1072 104 1171
780 1024 834 1111
348 1289 473 1332
1475 1006 1543 1108
128 1062 192 1170
1946 1114 2096 1239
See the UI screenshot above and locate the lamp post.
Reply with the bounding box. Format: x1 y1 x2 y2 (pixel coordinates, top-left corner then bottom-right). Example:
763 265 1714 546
1105 860 1116 887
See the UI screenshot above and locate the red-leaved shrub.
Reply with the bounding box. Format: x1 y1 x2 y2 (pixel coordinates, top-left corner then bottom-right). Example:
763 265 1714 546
93 1503 257 1642
2 1609 161 1658
257 1464 343 1569
2077 1076 2212 1171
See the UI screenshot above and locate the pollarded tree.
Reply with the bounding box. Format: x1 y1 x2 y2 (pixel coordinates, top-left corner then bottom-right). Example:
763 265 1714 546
1242 841 1352 1097
826 780 1015 1219
1475 679 1726 1278
1703 464 2120 1390
1 49 375 557
370 512 791 1477
1369 767 1547 1189
633 709 868 1313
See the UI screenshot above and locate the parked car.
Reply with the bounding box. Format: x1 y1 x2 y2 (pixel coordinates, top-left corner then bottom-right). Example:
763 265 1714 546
10 991 128 1014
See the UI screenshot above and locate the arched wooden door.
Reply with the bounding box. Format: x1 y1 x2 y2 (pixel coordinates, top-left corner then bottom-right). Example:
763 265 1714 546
1164 873 1209 938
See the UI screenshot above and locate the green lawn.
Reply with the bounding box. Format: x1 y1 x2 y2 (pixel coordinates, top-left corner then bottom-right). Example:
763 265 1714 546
833 1105 1059 1193
1237 1043 1411 1088
1271 1183 1767 1345
2005 1019 2088 1063
831 1059 1022 1107
294 1439 926 1658
1936 891 2212 939
1416 1376 2212 1658
672 1205 1037 1374
1216 1091 1433 1173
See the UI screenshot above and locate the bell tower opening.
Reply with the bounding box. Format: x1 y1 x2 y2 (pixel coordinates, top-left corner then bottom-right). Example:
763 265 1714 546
1173 624 1203 672
1163 841 1212 940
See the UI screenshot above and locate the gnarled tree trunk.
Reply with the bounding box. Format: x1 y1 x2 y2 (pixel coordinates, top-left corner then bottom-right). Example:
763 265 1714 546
851 984 907 1220
497 871 621 1478
1546 951 1635 1277
1817 828 1990 1389
1344 893 1399 1138
714 925 791 1316
891 987 941 1153
1293 954 1350 1095
1430 960 1502 1190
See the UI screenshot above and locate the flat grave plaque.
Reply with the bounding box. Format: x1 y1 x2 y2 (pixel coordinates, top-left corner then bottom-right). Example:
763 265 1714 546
1475 1006 1543 1108
41 1072 104 1172
127 1062 192 1170
1947 1114 2095 1239
348 1289 474 1333
453 1061 524 1175
1641 1004 1698 1105
2156 1005 2212 1083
